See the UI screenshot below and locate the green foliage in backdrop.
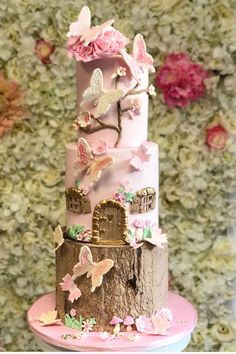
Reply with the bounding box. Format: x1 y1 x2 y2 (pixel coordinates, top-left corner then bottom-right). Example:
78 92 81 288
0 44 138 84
0 0 236 351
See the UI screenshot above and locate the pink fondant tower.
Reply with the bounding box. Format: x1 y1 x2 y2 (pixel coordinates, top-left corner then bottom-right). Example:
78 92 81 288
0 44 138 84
55 6 169 332
65 8 160 245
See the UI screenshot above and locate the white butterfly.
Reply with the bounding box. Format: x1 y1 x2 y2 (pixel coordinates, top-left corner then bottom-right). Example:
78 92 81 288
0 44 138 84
73 246 114 292
66 6 114 45
81 68 124 118
74 137 114 184
120 34 155 83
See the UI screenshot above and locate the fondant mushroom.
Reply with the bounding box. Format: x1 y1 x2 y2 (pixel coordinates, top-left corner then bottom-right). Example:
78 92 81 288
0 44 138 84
110 316 123 334
124 316 134 332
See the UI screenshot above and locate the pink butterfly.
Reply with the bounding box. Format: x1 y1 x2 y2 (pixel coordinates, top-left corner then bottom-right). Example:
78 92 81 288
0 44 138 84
130 142 152 172
74 138 114 184
60 274 82 303
120 34 155 82
73 246 114 292
66 6 114 45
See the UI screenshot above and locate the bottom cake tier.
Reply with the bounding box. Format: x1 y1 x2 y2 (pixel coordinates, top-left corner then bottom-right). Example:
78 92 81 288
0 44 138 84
56 239 168 332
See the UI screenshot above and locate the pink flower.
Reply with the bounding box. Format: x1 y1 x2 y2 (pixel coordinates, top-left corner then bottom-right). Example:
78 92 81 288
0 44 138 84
73 111 91 129
135 315 153 333
60 274 74 291
91 139 108 155
132 219 145 229
206 124 228 150
113 192 126 203
70 308 77 317
127 97 141 120
82 320 93 332
35 39 55 64
155 53 208 107
67 28 129 62
157 308 173 322
60 274 82 303
68 286 82 303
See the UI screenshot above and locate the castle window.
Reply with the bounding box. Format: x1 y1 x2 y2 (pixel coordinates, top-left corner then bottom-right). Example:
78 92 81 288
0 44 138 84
130 187 156 214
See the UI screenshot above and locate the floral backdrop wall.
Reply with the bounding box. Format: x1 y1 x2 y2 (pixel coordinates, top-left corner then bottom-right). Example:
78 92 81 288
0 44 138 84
0 0 236 351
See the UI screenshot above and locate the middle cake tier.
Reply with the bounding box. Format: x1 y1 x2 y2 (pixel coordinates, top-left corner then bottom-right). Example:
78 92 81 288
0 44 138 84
65 142 159 244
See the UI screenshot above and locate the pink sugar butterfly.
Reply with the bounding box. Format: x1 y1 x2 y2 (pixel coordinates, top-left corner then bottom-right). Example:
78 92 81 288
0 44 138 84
74 137 114 184
120 34 155 83
66 6 114 45
73 246 114 292
130 142 152 172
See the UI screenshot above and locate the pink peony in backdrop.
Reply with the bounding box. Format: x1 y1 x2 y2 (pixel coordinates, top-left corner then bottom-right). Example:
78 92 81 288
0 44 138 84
155 53 208 107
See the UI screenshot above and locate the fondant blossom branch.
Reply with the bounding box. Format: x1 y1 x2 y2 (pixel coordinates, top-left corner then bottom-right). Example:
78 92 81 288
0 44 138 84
75 69 153 147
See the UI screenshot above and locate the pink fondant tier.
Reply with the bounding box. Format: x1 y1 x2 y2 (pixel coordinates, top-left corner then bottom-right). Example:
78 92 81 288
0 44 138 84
76 57 148 148
65 142 159 233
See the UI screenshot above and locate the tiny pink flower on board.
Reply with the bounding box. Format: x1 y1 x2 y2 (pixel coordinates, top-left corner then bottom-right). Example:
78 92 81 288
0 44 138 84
82 319 93 332
206 124 228 150
69 308 77 317
113 192 126 203
155 52 208 107
150 315 170 335
35 39 55 64
157 308 173 322
135 315 152 333
91 139 108 155
133 219 145 229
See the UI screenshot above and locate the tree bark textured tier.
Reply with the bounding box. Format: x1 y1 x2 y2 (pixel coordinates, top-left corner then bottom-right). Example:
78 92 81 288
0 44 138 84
56 240 168 332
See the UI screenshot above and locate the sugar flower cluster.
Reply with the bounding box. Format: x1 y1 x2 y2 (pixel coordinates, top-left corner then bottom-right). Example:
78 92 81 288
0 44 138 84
67 27 129 62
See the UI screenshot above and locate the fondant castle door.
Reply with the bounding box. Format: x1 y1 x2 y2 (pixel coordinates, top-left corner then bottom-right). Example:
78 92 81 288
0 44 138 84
92 199 127 244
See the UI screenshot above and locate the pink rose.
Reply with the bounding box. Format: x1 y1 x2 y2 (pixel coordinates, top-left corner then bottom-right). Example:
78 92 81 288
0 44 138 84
206 124 228 150
135 315 153 333
113 192 126 203
132 219 145 229
93 28 129 57
157 308 173 322
155 53 208 107
70 308 76 317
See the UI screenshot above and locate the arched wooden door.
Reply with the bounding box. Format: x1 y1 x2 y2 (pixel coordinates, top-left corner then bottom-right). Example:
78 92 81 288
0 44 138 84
92 199 127 244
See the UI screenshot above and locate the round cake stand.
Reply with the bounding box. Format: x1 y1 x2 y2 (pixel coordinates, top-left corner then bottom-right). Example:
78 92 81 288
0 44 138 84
27 292 197 352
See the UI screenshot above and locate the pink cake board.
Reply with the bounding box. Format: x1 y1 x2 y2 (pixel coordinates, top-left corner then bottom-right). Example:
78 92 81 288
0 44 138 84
27 291 197 352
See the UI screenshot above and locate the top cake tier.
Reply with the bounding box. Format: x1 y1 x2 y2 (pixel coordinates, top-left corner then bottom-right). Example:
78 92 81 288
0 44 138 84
67 6 155 149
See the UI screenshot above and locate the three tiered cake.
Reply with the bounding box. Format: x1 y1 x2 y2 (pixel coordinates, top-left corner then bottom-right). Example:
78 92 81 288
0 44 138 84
55 5 170 335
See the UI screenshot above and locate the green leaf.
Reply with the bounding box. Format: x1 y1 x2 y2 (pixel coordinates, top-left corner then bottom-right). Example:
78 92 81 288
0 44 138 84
64 314 84 330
